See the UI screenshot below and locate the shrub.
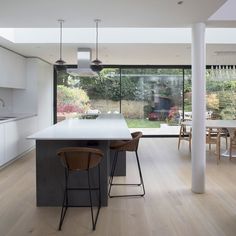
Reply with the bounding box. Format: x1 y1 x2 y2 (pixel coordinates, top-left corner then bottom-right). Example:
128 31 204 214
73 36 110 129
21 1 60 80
57 85 90 113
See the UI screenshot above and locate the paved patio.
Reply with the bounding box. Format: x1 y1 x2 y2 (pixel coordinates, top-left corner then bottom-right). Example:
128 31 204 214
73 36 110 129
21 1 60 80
130 123 180 135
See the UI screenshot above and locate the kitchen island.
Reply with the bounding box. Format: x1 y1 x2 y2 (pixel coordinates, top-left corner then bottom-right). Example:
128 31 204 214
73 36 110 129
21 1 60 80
28 114 131 206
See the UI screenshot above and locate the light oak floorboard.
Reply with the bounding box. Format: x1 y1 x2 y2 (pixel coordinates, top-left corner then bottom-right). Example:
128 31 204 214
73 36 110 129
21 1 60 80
0 138 236 236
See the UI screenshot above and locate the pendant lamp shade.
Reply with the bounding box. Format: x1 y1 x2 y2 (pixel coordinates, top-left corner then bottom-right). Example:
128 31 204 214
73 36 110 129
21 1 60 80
90 19 103 73
55 19 66 68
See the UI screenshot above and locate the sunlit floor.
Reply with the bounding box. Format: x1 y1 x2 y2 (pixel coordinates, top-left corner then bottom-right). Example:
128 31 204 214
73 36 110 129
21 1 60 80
1 138 236 236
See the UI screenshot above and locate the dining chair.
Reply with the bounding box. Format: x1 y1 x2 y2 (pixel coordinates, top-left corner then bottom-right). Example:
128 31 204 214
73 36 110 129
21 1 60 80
178 121 192 152
108 131 145 198
229 129 236 160
57 147 104 231
209 113 228 149
206 128 221 164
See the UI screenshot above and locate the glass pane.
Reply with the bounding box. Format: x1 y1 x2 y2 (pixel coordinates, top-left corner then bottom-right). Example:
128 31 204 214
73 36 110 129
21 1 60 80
120 68 183 135
183 69 192 120
56 68 120 122
206 67 236 120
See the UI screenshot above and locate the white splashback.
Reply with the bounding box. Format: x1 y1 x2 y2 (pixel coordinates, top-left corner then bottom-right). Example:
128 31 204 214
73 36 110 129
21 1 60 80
0 87 13 114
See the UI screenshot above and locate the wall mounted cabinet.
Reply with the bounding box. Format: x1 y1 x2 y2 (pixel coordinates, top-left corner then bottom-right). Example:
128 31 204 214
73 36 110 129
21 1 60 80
0 47 26 89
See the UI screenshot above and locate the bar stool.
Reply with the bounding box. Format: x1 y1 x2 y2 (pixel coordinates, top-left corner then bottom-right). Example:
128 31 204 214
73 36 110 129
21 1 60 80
108 131 145 198
57 147 104 231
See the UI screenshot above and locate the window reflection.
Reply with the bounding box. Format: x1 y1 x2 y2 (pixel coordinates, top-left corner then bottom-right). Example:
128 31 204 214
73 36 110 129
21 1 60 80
55 66 236 135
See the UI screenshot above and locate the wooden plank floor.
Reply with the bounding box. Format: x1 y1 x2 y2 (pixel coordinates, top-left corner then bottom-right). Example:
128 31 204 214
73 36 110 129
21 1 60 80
1 138 236 236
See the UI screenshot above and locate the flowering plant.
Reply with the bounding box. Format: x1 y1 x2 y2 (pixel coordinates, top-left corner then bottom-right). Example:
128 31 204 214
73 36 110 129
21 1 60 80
167 106 180 124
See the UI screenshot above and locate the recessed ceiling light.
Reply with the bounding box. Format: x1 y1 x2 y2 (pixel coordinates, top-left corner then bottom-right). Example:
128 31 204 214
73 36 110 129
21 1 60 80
177 1 183 5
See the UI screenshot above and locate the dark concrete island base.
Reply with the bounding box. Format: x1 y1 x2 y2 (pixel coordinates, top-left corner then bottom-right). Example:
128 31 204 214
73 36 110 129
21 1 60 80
36 140 126 207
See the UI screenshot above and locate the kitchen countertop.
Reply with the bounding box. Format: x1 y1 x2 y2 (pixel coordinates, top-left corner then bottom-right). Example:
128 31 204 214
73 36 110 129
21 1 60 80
0 113 37 124
28 113 132 140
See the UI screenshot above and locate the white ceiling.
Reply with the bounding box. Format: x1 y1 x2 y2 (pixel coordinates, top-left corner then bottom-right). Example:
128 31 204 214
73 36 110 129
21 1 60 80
0 0 226 28
1 0 236 65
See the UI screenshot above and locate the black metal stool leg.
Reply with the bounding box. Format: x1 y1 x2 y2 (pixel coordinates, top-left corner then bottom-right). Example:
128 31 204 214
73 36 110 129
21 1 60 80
87 169 95 230
58 170 69 230
108 151 119 197
109 150 145 198
93 165 101 229
88 166 101 231
135 151 145 196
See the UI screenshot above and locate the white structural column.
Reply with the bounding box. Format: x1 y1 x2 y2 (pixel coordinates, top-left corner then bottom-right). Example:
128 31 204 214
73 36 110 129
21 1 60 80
191 23 206 193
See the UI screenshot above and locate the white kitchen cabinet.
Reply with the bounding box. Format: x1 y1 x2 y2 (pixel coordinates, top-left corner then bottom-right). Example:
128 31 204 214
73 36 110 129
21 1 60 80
0 116 37 167
0 47 26 89
0 123 5 166
4 121 19 164
17 116 37 154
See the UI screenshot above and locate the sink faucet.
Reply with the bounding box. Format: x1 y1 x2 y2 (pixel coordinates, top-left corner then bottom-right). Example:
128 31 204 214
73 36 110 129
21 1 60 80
0 98 5 107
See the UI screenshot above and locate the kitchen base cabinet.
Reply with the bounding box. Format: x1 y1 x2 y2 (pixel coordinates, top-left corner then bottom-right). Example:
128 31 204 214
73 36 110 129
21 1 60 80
0 116 37 167
4 121 18 164
0 124 5 166
18 117 37 155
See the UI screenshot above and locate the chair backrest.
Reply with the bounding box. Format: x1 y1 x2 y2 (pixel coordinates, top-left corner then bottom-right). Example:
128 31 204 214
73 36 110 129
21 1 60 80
120 131 143 152
180 122 191 135
230 129 236 145
206 128 221 144
57 147 104 171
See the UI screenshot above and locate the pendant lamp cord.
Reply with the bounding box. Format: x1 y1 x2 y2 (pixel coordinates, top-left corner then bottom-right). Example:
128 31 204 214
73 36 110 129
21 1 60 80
95 19 100 60
59 19 64 60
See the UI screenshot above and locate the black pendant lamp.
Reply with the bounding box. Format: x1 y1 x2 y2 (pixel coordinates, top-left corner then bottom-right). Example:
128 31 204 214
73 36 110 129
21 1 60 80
90 19 103 73
55 19 66 70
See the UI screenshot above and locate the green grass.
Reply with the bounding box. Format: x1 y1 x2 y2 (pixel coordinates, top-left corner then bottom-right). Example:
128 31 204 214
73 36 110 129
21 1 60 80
125 118 163 128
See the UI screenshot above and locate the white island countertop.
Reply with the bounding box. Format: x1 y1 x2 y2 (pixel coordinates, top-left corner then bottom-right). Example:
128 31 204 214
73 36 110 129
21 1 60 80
28 113 132 140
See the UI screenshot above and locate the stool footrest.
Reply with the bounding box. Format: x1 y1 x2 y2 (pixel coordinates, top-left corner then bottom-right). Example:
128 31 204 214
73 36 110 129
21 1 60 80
109 193 145 198
110 183 142 186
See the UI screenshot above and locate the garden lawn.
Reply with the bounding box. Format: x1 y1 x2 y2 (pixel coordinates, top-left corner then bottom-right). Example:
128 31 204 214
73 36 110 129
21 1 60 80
125 118 163 128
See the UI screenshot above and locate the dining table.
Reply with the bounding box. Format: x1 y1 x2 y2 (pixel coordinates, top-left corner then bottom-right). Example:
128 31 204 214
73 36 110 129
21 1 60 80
182 119 236 157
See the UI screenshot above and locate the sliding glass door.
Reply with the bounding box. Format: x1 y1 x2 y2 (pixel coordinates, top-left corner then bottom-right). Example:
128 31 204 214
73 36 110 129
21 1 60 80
55 66 184 135
120 68 183 135
56 68 120 122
